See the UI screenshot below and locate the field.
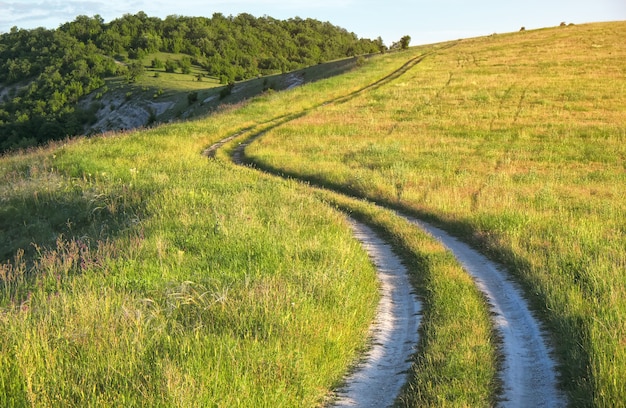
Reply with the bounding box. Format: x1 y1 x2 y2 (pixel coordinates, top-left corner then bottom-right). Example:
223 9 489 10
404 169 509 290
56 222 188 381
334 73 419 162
247 21 626 406
1 21 625 407
0 95 387 405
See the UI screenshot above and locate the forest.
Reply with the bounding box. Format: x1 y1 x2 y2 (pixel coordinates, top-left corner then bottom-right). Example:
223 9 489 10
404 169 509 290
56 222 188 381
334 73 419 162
0 12 385 151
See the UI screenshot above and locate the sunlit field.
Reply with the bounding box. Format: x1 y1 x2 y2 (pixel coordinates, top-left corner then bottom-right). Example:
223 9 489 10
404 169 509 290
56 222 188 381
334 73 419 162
2 21 623 407
247 22 626 406
1 83 390 405
0 33 505 405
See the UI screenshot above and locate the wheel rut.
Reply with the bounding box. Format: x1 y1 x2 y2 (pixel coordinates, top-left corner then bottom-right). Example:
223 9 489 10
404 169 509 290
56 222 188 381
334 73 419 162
331 221 421 407
412 219 566 407
205 45 566 407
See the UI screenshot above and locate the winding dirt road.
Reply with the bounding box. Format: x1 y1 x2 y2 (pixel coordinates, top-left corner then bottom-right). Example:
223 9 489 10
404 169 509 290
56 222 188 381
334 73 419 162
412 219 566 408
209 131 567 406
205 46 567 406
331 221 421 407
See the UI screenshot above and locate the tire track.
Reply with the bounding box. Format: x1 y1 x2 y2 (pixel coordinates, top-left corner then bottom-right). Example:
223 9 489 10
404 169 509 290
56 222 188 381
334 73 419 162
331 221 421 407
205 44 566 407
411 219 566 407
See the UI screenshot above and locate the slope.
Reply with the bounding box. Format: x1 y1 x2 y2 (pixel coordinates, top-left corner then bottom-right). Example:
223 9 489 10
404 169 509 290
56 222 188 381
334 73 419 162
245 21 626 406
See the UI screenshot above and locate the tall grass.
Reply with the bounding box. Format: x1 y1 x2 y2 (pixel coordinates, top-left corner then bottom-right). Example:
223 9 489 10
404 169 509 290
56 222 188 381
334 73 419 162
1 85 388 405
246 22 626 406
4 22 622 406
312 189 499 406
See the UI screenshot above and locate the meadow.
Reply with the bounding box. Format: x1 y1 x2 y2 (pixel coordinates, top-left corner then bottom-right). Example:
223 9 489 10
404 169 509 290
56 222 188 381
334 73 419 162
1 46 498 406
1 20 623 407
246 21 626 407
0 91 389 405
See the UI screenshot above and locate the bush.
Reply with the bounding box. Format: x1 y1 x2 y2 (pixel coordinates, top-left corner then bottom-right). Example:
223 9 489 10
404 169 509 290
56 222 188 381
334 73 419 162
400 35 411 50
179 57 192 74
165 59 177 73
151 57 164 69
219 82 235 99
187 91 198 105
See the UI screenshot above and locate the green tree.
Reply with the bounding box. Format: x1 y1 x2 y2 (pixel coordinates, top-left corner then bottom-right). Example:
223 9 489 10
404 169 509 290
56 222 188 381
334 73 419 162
126 61 144 82
400 35 411 50
165 59 177 73
151 57 164 69
0 11 383 151
179 56 192 74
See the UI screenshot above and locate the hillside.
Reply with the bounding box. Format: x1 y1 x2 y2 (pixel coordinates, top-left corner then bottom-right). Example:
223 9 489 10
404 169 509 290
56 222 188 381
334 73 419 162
245 21 626 406
1 20 625 407
0 12 384 151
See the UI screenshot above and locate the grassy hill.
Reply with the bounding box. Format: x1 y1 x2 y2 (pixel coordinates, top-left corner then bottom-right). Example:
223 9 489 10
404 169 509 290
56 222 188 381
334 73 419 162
1 20 625 407
247 21 626 406
0 13 383 151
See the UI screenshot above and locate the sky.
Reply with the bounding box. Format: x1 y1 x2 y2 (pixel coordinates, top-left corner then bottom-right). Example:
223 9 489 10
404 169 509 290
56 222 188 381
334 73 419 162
0 0 625 46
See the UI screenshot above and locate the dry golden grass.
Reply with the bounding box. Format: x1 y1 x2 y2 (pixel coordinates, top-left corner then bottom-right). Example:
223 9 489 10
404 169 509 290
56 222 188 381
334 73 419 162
248 21 626 406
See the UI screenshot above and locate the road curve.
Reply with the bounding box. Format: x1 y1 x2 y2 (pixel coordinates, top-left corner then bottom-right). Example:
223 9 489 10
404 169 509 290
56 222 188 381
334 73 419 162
331 220 422 407
412 219 566 408
208 129 567 407
205 43 567 406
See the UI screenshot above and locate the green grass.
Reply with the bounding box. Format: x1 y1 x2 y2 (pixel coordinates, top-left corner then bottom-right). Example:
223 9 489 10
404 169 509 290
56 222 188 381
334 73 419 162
0 40 500 406
1 102 383 405
88 54 365 132
246 21 626 407
311 190 499 407
3 21 624 407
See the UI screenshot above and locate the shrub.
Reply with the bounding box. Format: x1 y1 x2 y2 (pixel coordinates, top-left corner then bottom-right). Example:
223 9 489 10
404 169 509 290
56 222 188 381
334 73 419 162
187 91 198 105
165 59 177 73
219 82 235 99
151 57 164 69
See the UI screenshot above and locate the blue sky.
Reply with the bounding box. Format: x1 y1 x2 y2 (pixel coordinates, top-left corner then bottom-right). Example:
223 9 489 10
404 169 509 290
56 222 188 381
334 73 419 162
1 0 624 45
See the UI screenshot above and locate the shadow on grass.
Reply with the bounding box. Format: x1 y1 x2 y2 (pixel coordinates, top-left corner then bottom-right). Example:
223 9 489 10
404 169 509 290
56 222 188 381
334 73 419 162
0 178 144 265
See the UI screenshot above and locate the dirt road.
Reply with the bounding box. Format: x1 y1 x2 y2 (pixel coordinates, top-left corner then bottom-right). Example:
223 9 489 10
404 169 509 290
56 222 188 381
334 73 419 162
331 220 421 407
208 129 567 407
413 219 566 407
206 45 566 405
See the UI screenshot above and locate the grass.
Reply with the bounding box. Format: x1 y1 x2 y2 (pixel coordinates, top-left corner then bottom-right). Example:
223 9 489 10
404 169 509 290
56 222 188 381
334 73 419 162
246 21 626 406
310 190 499 407
85 53 366 134
3 21 624 407
1 102 384 405
0 39 500 406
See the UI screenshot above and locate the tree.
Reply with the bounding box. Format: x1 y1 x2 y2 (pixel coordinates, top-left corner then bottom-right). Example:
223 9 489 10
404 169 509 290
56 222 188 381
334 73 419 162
126 61 144 82
400 35 411 50
151 57 164 69
165 59 177 73
179 56 192 74
0 11 384 151
375 36 387 53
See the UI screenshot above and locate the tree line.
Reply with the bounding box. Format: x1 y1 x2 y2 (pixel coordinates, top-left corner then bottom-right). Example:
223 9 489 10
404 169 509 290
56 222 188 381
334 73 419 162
0 12 386 151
